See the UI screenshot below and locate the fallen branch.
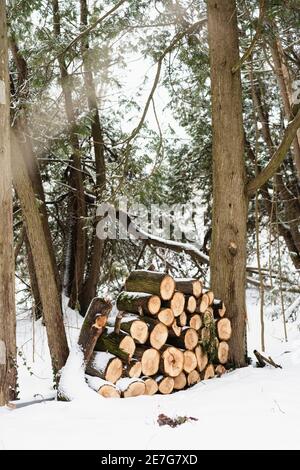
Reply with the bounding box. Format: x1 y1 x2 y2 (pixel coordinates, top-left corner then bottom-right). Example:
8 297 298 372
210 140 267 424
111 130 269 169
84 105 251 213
253 350 282 369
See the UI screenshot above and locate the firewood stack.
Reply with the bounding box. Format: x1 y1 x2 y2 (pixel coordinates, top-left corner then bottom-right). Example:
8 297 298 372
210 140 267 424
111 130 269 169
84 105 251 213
86 270 232 398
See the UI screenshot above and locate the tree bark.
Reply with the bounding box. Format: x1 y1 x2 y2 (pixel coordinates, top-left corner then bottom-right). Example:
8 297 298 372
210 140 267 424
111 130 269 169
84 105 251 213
207 0 248 366
11 133 69 375
0 0 17 404
10 37 62 297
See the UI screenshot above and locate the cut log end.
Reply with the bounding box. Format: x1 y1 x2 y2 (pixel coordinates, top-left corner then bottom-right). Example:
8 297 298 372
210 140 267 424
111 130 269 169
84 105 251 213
218 341 229 364
184 328 199 350
195 345 208 372
123 381 146 398
187 370 201 386
160 275 176 300
215 364 226 377
183 350 197 373
170 320 182 337
141 348 160 376
157 376 174 394
128 361 142 378
105 357 123 383
130 320 149 344
186 296 197 313
144 377 159 395
149 322 168 350
199 293 210 313
98 385 121 398
119 335 136 358
170 291 185 316
203 364 215 380
178 312 187 327
217 318 232 341
173 371 187 390
189 314 202 330
148 295 161 315
158 308 174 326
160 347 184 377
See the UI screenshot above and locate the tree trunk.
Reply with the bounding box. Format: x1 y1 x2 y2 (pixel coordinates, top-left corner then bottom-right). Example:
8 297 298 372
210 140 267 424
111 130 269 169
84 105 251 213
11 133 69 375
10 36 62 297
0 0 17 404
270 37 300 179
207 0 247 367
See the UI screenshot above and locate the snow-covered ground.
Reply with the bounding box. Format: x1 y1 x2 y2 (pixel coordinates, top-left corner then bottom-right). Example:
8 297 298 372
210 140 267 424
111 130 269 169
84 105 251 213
1 291 300 450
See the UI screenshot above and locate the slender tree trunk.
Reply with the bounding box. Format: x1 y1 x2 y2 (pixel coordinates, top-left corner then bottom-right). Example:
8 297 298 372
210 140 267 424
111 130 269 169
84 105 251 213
52 0 87 310
79 0 106 314
251 80 300 260
11 133 69 375
270 37 300 179
0 0 17 405
10 37 62 299
207 0 247 367
24 234 43 319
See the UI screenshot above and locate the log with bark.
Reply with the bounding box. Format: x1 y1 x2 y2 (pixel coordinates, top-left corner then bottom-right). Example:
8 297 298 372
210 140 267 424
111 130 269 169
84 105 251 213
86 376 121 398
212 299 226 318
175 278 202 298
94 329 135 361
86 351 123 383
168 327 199 351
78 297 112 366
119 315 149 344
116 377 146 398
116 291 161 316
125 270 175 300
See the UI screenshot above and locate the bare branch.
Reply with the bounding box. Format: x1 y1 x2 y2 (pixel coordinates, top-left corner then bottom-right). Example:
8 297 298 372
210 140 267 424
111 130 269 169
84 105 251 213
247 108 300 195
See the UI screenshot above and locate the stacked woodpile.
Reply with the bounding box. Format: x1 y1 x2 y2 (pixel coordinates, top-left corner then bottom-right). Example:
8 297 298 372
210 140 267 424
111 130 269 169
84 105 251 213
84 270 232 398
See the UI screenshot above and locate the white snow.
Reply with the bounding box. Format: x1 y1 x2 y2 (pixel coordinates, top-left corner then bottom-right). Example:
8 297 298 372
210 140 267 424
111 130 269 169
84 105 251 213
85 376 110 392
116 377 143 392
92 351 115 370
1 290 300 450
